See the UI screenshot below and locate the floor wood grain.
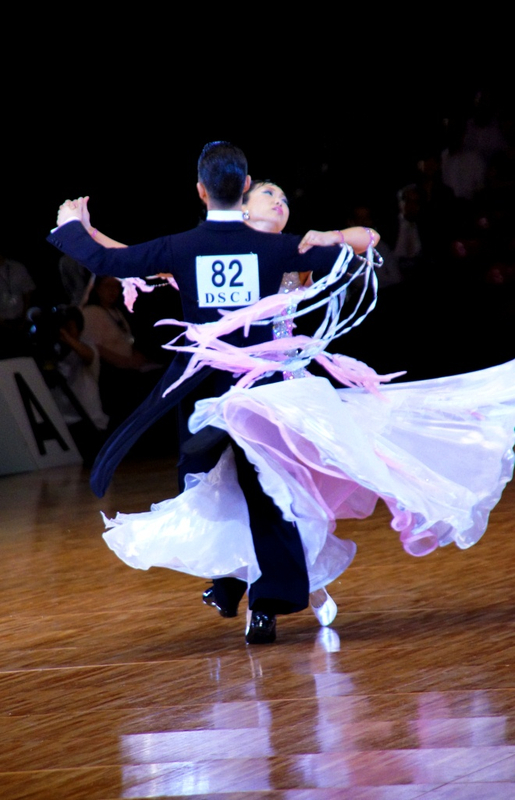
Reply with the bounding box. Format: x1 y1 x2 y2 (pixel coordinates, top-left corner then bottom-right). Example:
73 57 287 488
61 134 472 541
1 456 515 799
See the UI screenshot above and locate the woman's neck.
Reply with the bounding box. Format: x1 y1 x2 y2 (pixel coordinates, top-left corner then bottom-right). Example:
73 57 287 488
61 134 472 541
247 220 282 234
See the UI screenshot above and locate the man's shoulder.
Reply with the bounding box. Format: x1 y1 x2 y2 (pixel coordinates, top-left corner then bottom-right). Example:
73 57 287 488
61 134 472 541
169 222 300 252
176 220 246 233
175 222 300 242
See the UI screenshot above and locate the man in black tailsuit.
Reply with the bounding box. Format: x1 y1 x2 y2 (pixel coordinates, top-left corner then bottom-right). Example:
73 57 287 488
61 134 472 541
47 142 342 643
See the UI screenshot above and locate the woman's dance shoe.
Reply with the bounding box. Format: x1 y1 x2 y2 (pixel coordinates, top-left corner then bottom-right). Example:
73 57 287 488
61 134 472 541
309 588 337 627
245 610 277 644
202 587 238 618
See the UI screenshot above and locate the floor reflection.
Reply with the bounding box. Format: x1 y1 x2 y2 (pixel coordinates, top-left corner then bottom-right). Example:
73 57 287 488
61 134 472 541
3 463 515 797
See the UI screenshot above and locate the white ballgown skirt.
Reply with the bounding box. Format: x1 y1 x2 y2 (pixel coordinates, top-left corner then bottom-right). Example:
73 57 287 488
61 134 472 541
103 359 515 589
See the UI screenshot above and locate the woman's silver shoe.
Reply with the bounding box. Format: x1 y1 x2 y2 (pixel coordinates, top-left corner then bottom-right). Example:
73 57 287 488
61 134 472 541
310 588 337 626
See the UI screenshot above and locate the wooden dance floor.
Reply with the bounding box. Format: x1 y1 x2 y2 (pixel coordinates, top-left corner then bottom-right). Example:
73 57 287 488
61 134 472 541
2 456 515 800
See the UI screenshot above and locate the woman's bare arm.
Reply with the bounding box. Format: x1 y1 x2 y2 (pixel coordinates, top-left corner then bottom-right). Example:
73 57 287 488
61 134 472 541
298 226 380 254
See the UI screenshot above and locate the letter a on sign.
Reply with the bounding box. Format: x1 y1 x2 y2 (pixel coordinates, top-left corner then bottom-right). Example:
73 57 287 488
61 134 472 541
0 357 81 474
15 372 69 455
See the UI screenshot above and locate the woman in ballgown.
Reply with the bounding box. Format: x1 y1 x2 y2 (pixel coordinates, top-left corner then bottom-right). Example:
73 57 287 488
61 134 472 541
108 252 515 595
62 189 515 630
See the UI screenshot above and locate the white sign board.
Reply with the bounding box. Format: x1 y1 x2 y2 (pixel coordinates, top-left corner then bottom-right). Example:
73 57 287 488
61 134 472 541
0 357 81 475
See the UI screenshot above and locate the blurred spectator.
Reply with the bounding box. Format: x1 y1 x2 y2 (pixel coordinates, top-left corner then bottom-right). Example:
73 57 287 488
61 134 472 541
52 306 109 463
83 276 162 426
83 276 145 371
348 204 402 289
0 252 35 358
393 184 423 267
58 255 94 308
442 118 486 201
464 87 508 165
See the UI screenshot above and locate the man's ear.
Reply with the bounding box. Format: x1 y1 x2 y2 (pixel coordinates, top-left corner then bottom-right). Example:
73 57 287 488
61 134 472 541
197 182 208 204
243 175 251 193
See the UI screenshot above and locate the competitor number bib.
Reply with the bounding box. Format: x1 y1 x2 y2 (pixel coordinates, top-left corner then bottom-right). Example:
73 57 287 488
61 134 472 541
196 254 260 307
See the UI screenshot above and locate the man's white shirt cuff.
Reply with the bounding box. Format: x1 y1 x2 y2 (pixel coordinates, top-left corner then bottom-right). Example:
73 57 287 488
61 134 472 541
50 216 82 233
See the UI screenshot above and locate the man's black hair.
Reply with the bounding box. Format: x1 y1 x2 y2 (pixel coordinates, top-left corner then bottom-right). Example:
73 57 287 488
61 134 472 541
198 141 248 206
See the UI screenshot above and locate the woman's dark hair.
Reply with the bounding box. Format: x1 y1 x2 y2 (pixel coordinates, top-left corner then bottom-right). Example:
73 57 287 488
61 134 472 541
243 180 288 205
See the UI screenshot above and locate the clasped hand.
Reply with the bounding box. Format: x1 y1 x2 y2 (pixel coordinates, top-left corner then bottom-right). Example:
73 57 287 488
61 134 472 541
56 196 91 229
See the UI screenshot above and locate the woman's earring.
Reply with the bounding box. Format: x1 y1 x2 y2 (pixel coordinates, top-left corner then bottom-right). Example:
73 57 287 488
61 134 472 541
243 209 250 220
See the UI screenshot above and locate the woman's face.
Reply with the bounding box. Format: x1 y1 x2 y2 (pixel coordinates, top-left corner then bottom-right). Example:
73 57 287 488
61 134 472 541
244 183 289 233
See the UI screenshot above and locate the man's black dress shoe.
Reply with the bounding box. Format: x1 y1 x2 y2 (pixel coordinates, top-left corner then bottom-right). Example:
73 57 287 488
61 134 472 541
202 587 238 618
245 611 277 644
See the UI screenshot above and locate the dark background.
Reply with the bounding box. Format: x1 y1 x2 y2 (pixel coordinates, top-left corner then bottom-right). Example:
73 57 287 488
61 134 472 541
3 33 513 381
